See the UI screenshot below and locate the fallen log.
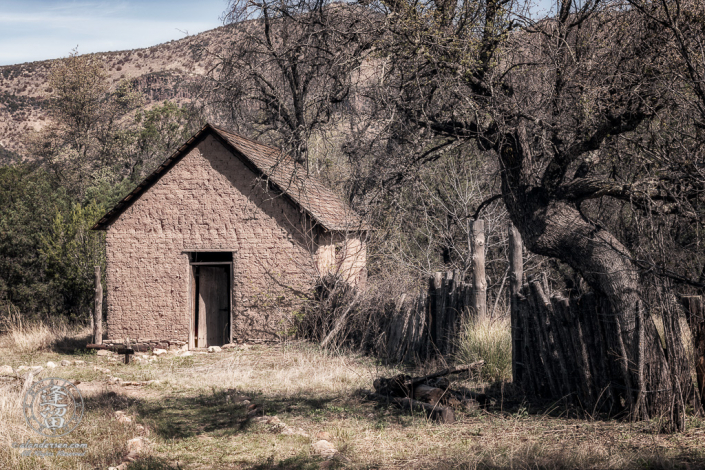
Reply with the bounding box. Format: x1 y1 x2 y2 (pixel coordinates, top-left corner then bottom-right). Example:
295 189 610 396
369 392 455 424
373 361 485 397
413 384 445 405
408 361 484 387
373 374 411 397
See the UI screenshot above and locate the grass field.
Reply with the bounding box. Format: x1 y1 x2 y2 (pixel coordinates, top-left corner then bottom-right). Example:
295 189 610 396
1 323 705 469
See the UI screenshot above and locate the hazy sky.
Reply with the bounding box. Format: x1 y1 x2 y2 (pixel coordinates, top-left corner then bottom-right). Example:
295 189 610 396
0 0 228 66
0 0 556 67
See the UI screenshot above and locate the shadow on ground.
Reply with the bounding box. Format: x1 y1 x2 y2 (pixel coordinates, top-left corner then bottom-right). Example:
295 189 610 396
134 391 341 440
50 331 93 354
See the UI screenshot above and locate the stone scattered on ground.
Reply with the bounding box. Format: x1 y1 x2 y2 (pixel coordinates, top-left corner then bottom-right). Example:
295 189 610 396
125 436 150 461
93 366 112 374
221 343 237 349
0 365 13 375
60 359 70 366
115 411 132 424
311 440 337 459
178 351 193 357
73 360 85 366
316 431 333 441
97 349 111 356
240 343 252 350
46 361 57 369
107 437 152 470
152 349 167 356
207 346 221 353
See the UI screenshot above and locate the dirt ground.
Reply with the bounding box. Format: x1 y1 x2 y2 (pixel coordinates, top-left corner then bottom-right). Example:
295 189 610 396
1 339 705 470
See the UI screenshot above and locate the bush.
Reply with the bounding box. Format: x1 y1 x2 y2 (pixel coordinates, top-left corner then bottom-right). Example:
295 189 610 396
455 313 512 383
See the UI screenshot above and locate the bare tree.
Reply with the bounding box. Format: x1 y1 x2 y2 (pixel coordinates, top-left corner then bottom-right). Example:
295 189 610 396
349 0 705 421
198 0 380 167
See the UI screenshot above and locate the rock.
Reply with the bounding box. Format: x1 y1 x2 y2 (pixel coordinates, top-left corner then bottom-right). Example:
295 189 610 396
126 436 149 454
73 360 85 366
107 376 121 385
145 380 162 385
179 351 193 357
240 343 251 350
30 366 43 375
115 411 132 424
311 440 337 459
0 365 13 375
221 343 237 349
124 436 150 462
316 431 333 441
207 346 221 353
46 361 57 369
60 360 70 366
16 365 29 372
152 349 167 356
96 349 111 356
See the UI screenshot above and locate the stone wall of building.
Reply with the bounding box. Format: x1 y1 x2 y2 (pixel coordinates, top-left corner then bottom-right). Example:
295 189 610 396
105 134 364 345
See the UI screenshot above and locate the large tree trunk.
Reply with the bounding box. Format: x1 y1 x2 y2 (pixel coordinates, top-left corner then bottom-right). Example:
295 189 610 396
500 172 674 419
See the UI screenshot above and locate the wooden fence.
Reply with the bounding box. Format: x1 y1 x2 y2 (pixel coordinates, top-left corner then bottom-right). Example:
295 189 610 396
371 220 487 363
508 228 705 423
371 219 705 425
380 270 476 362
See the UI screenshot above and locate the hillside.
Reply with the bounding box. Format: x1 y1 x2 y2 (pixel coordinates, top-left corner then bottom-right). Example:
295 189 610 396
0 23 234 154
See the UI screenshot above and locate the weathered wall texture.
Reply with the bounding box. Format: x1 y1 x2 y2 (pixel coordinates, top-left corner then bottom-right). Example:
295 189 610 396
106 134 365 344
315 232 367 287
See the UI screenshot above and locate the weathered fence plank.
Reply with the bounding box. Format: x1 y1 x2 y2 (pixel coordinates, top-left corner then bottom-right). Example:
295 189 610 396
471 219 487 318
508 223 523 383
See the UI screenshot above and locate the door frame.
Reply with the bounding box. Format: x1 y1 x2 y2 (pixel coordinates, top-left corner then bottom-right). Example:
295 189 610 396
188 259 233 349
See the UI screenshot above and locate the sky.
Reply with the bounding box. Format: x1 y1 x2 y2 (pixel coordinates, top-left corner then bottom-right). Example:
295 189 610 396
0 0 228 66
0 0 556 67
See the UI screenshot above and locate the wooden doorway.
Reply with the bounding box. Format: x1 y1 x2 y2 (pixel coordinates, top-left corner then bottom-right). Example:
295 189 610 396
189 252 232 348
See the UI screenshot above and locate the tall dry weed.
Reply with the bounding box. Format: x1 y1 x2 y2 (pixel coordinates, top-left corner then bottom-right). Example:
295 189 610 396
455 313 512 383
0 313 81 354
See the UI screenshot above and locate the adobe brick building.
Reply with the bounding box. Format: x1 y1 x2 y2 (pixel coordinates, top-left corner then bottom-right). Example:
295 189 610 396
92 124 366 349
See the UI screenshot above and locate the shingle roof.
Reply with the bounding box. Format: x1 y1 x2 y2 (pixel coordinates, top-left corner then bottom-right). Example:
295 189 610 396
92 123 366 232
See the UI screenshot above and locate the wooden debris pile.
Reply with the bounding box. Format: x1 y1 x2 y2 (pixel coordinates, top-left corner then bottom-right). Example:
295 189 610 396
369 361 485 424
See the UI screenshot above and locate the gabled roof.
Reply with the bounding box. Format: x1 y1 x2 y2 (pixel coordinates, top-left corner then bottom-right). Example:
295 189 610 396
91 123 366 232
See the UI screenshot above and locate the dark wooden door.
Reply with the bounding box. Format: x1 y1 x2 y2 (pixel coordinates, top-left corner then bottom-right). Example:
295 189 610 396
197 266 230 347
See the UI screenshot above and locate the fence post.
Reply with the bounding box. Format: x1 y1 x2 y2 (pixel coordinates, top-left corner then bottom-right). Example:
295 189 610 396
681 295 705 413
470 219 486 318
509 223 523 383
94 266 103 345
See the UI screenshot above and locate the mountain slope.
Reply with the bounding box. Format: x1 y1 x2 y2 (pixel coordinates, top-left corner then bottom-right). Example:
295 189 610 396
0 23 234 154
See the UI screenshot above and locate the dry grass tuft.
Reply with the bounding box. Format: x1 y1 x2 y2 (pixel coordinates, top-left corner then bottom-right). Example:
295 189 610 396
0 315 87 354
455 313 512 383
